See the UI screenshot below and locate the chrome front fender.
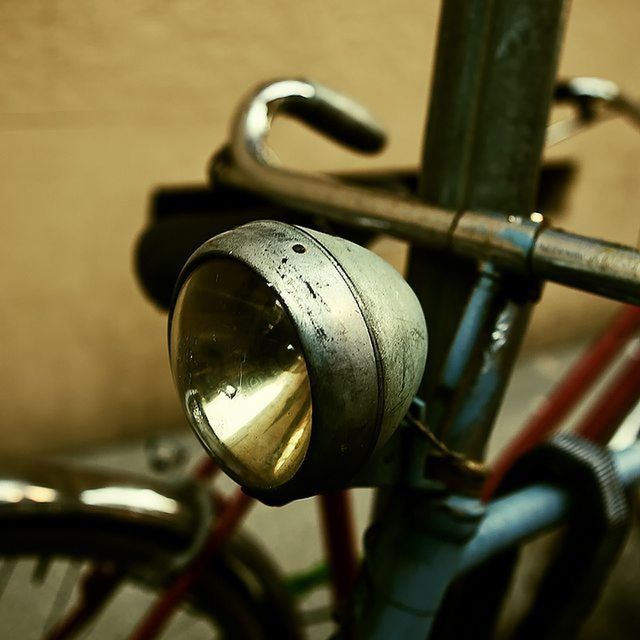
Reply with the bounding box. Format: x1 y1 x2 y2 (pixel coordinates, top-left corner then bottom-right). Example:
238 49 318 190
0 457 203 540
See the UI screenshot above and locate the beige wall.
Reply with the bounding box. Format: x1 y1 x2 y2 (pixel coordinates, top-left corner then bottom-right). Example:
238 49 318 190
1 1 639 454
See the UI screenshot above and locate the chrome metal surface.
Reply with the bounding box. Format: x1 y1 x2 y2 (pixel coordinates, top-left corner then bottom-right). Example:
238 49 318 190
170 220 426 503
0 458 198 536
213 78 454 246
171 258 313 490
211 78 640 305
547 76 640 146
303 225 428 448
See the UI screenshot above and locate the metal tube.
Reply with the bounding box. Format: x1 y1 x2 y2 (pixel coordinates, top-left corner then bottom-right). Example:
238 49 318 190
213 68 640 306
214 154 640 306
318 490 359 611
418 0 567 216
443 296 533 458
483 305 640 499
212 151 454 247
408 0 567 437
574 344 640 442
532 228 640 305
346 4 572 637
461 441 640 572
352 442 640 639
439 272 501 391
425 268 536 464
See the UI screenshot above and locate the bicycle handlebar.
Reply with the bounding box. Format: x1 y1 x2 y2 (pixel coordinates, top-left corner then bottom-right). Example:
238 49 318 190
211 78 640 305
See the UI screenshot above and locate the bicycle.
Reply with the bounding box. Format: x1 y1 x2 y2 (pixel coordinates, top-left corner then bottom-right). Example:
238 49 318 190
2 2 640 639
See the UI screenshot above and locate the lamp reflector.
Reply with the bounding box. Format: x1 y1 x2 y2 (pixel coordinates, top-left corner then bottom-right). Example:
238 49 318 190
170 258 312 489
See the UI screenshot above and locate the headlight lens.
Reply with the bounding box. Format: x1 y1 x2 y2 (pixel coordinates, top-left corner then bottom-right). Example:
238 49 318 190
170 258 312 489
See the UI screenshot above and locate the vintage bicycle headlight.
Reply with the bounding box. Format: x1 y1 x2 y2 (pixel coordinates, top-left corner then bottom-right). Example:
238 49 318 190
169 220 427 504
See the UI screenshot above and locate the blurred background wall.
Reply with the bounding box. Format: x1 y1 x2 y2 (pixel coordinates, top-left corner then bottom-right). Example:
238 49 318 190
0 1 638 454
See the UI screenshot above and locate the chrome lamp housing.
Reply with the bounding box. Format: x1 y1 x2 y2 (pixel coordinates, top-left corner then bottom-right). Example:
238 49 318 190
169 220 427 504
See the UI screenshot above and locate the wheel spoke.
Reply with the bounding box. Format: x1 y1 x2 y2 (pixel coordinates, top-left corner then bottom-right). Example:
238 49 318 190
43 563 123 640
43 562 81 637
32 556 53 584
0 559 17 600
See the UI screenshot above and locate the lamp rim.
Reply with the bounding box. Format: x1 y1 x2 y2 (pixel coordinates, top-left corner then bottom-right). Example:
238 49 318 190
168 220 382 504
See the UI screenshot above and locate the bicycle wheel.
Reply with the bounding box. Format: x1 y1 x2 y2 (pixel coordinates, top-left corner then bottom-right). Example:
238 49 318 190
0 459 302 639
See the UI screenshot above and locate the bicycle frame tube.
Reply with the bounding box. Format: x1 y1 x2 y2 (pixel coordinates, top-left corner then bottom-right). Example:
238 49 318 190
355 441 640 638
462 441 640 572
574 339 640 442
352 2 570 637
318 491 359 611
485 305 640 498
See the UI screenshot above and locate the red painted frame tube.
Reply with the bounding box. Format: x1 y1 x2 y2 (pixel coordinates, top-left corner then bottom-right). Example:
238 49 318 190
318 490 359 610
44 564 124 640
193 456 220 481
129 489 254 640
483 305 640 500
574 344 640 443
